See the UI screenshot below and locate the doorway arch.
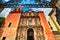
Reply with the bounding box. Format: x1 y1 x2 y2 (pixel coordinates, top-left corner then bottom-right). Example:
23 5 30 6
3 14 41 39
27 28 34 40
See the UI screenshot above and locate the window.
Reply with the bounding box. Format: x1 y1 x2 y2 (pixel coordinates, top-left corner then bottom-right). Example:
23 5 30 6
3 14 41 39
28 20 32 25
51 27 53 30
48 22 53 30
8 23 12 27
2 37 6 40
48 22 51 27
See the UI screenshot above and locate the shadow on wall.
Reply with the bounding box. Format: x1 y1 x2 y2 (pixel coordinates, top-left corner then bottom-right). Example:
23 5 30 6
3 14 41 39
0 17 5 37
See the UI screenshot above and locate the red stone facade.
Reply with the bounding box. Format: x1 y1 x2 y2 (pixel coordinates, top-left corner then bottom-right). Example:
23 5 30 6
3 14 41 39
1 8 21 40
38 12 55 40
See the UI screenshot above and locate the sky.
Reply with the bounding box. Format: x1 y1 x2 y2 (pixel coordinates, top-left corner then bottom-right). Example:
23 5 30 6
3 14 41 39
2 0 51 4
0 0 52 20
0 8 12 18
0 8 52 20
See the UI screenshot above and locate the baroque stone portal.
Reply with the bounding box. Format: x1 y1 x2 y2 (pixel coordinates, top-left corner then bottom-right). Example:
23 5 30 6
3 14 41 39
16 10 45 40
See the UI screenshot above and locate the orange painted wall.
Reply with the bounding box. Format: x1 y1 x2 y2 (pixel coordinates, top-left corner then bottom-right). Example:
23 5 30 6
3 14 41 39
2 13 21 39
38 12 56 40
0 28 3 37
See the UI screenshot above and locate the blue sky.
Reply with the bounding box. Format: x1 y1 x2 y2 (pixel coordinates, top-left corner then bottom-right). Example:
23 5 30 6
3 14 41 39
0 8 12 18
2 0 10 3
0 8 52 20
2 0 51 4
0 0 52 20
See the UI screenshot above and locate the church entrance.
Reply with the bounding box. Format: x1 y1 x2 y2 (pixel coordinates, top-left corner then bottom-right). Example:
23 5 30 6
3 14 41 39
27 28 34 40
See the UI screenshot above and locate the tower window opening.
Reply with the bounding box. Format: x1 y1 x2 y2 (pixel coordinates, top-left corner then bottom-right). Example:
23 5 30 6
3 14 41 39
51 27 53 30
8 22 12 27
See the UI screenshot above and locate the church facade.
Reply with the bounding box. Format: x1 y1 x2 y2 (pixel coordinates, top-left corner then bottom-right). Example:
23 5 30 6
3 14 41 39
16 10 45 40
1 8 55 40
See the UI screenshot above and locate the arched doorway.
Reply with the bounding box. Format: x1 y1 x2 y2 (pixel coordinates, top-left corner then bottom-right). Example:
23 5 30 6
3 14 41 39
27 28 34 40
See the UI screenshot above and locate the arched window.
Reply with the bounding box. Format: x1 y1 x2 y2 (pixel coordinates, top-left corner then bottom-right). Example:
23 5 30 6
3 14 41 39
8 22 12 27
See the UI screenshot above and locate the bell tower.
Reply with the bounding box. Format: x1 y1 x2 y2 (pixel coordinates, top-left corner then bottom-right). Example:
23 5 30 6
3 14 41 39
1 8 22 40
